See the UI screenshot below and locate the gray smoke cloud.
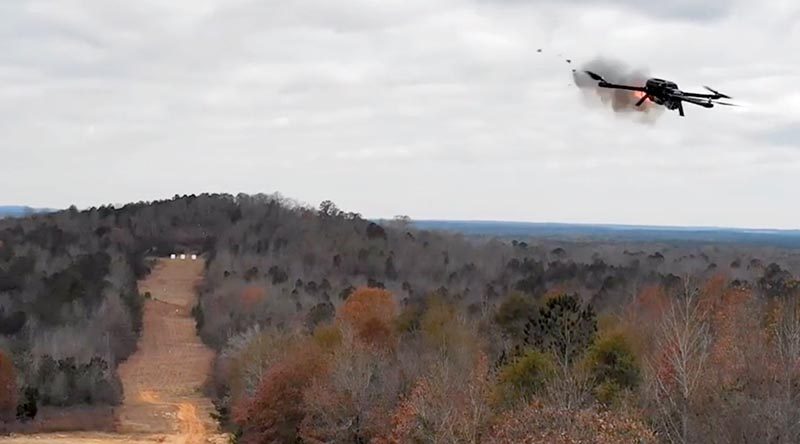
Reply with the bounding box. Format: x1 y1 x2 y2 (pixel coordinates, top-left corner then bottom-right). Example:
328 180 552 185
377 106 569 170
573 57 663 120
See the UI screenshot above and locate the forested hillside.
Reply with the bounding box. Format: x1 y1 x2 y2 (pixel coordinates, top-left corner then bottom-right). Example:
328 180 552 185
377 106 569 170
0 195 237 417
3 193 800 443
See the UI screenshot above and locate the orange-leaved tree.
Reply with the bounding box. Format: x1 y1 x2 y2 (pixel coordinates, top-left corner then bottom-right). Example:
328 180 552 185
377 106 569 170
618 284 671 367
700 277 764 389
337 287 398 348
224 328 297 410
233 342 327 444
0 349 18 421
694 278 782 443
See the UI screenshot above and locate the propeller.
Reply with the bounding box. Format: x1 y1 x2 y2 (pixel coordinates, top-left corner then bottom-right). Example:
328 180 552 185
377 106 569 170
585 71 606 82
704 86 732 99
712 101 739 107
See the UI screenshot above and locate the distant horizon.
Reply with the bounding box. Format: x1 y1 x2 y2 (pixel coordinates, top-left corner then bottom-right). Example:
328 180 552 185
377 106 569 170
407 218 800 233
409 219 800 249
4 202 798 233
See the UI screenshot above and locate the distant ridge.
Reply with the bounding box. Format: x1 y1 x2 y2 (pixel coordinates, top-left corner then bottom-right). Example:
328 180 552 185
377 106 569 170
0 205 56 218
408 220 800 248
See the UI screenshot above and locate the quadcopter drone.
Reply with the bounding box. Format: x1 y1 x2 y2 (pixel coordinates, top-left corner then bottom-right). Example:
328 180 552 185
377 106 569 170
584 71 737 116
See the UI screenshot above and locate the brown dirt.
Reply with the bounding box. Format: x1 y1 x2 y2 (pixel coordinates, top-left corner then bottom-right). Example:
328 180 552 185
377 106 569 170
1 258 229 444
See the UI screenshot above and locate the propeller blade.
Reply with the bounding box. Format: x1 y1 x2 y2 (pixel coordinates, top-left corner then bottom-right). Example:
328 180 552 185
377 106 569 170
635 94 649 107
704 86 732 99
585 71 605 82
713 101 739 107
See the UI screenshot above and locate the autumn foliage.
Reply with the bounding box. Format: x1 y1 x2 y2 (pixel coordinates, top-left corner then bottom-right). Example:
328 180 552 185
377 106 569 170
390 353 492 444
622 284 670 353
233 343 327 444
9 194 800 443
337 287 398 348
203 247 800 444
702 279 763 388
487 401 656 443
0 350 17 421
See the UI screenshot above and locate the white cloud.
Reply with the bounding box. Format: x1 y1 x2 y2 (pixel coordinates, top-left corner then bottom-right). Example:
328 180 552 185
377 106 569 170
0 0 798 228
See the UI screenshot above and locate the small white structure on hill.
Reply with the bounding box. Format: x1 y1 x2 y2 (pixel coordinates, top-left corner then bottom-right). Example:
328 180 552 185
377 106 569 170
191 254 197 260
180 254 186 260
170 254 176 259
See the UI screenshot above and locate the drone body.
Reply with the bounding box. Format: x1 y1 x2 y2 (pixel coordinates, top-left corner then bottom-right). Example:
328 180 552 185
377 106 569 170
584 71 736 116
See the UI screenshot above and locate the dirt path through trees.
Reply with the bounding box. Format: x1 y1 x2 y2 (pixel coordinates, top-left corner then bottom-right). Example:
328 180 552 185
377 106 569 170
2 259 227 444
116 258 220 441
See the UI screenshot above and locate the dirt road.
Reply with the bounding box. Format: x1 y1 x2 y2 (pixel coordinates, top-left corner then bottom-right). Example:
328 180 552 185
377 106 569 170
2 259 228 444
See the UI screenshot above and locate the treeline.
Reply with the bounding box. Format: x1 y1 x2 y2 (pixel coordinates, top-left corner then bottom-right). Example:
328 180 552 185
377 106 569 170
194 197 724 351
188 195 800 443
3 192 800 443
0 212 140 420
212 280 800 443
0 193 248 422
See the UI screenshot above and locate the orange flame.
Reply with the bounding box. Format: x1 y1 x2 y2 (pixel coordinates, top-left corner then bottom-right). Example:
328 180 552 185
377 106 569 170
631 90 650 111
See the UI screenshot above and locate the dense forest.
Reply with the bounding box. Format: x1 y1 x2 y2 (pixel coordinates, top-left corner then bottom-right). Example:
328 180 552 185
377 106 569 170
0 195 237 416
2 193 800 443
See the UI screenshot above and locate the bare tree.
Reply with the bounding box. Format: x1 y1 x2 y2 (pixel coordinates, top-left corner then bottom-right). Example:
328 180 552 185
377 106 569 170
649 279 710 444
300 331 401 443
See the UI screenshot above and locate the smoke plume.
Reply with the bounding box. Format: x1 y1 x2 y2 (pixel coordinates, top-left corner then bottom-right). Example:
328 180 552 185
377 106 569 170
573 57 663 120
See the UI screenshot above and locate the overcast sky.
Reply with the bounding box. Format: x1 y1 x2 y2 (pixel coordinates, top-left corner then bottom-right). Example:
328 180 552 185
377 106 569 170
1 0 799 228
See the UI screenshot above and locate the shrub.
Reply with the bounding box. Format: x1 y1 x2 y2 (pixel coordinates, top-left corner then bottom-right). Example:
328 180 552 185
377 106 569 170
495 349 555 406
592 381 623 406
312 324 343 350
585 331 641 402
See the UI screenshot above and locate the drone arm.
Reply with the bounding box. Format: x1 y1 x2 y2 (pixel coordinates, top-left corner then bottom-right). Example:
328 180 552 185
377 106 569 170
677 92 718 99
597 82 647 92
679 97 714 108
584 71 646 92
